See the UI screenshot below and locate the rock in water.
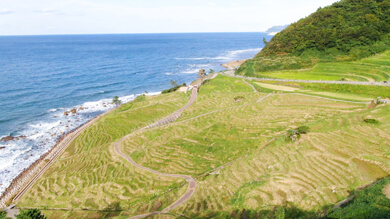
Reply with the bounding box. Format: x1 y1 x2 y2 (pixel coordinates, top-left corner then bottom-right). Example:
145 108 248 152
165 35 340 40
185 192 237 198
1 136 15 142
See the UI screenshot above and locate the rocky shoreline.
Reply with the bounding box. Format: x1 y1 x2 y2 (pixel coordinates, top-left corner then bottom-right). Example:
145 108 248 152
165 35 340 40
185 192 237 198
0 108 115 209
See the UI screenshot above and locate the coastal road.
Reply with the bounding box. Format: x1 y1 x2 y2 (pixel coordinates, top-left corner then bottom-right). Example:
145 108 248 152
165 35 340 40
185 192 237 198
222 69 390 86
114 85 199 218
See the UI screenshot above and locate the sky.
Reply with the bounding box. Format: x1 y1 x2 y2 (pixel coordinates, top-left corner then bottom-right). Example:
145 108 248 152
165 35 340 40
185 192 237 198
0 0 339 35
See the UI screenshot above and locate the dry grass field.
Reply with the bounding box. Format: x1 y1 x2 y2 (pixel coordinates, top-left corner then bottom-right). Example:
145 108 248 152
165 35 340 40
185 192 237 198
16 74 389 218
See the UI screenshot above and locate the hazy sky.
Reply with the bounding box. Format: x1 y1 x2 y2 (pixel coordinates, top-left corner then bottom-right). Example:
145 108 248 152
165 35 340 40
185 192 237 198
0 0 339 35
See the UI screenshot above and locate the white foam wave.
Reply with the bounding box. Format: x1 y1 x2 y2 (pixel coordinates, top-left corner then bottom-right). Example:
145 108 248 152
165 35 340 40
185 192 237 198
227 48 262 56
144 91 161 96
175 48 261 63
180 63 215 74
181 69 199 74
48 108 58 112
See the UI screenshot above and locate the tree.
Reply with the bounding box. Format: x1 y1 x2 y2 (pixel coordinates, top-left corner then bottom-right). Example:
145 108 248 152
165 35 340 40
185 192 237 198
263 37 269 46
112 96 122 106
0 211 6 219
170 80 178 87
16 209 46 219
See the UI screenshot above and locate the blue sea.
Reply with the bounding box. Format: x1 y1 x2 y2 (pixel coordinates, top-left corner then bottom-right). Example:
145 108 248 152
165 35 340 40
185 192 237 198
0 32 271 194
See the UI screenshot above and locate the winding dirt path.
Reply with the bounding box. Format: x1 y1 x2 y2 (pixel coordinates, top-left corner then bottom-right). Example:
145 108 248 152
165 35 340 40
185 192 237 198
114 86 199 218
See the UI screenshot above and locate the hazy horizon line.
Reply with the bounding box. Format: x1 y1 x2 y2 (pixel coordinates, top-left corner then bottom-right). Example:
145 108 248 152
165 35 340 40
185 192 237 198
0 31 273 37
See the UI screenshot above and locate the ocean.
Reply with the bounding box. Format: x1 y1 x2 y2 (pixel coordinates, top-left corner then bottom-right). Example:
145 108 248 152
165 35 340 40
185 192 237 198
0 32 271 194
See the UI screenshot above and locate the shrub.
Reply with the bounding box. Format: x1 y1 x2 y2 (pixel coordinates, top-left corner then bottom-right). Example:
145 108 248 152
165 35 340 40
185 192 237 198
287 126 310 141
162 84 184 94
286 129 300 141
234 96 244 102
297 126 310 134
364 118 379 124
16 209 46 219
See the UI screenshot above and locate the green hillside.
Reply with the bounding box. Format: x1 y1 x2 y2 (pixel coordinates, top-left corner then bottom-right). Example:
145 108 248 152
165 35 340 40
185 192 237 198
238 0 390 75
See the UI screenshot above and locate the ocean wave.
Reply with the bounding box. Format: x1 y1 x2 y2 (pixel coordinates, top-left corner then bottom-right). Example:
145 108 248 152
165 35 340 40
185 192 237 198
144 91 161 96
180 69 199 74
175 47 261 62
227 48 262 56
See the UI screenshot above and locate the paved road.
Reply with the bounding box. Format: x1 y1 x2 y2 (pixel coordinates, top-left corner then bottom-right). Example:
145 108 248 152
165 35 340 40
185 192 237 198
114 86 199 219
222 70 390 86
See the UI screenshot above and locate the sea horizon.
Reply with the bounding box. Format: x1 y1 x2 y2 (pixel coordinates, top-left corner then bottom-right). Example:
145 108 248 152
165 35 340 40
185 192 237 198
0 31 267 37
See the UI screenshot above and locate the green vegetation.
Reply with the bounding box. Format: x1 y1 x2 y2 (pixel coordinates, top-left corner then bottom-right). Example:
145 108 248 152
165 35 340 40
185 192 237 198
16 209 46 219
170 79 178 87
0 211 6 219
240 49 390 82
326 177 390 218
16 74 390 218
112 96 122 106
297 126 310 134
9 0 390 217
364 118 379 124
118 75 390 217
286 126 311 141
162 83 186 94
186 206 320 219
238 0 390 74
233 96 245 102
17 92 190 216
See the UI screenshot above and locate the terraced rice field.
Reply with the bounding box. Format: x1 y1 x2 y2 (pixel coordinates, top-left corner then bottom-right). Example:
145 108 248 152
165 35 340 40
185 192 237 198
16 74 390 218
118 75 390 216
17 92 191 216
254 51 390 82
175 104 390 215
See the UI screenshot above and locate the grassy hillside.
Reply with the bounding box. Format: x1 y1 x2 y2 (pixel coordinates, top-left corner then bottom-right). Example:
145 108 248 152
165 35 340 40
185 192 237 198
17 92 191 217
16 74 390 218
237 0 390 74
120 76 390 217
243 50 390 82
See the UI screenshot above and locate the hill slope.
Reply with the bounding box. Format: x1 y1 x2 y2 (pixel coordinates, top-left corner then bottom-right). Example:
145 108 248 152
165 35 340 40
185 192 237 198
238 0 390 75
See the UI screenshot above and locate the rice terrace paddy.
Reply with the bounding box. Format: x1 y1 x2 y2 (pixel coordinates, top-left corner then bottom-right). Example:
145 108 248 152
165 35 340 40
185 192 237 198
14 65 390 218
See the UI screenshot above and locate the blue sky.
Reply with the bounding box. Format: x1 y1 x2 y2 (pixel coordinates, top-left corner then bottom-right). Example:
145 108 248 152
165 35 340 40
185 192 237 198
0 0 339 35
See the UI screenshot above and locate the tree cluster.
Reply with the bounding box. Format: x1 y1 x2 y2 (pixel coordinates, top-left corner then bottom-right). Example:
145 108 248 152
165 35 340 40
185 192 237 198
238 0 390 74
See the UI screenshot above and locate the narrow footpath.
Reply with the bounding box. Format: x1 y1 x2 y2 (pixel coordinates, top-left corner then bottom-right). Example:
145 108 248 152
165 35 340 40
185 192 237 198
114 86 199 218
